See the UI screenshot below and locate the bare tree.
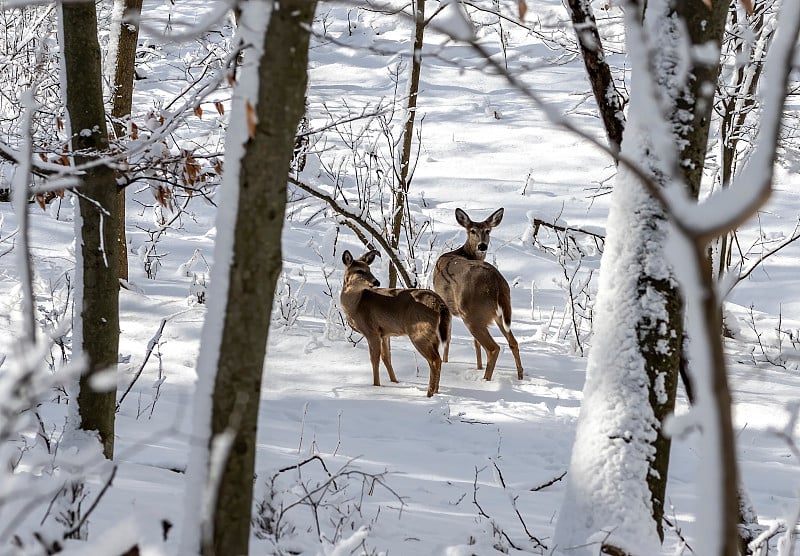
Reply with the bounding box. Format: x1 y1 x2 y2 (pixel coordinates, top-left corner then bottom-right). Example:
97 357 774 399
180 1 318 555
61 0 120 460
388 0 424 287
109 0 145 282
565 0 626 156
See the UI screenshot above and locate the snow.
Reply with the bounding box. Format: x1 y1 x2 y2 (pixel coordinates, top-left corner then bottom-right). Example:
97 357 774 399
1 0 800 555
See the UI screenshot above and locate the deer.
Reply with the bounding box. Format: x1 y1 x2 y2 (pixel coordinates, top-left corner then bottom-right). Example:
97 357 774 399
433 207 523 381
340 249 452 397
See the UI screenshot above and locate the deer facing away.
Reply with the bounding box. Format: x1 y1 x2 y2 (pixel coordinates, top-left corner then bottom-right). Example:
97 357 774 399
433 208 523 381
340 249 451 397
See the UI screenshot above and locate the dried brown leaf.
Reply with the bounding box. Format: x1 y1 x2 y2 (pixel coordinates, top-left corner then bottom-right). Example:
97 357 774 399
194 105 203 119
35 194 47 210
741 0 754 16
214 101 225 116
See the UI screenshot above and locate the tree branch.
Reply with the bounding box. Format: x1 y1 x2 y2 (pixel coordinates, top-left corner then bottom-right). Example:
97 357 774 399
289 176 416 287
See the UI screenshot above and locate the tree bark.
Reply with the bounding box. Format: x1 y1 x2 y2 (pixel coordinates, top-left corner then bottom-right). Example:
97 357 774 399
61 0 120 460
637 0 730 540
565 0 625 156
110 0 144 282
203 2 317 555
673 0 730 198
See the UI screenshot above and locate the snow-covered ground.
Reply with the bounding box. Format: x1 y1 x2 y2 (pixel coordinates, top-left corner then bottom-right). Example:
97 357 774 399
1 1 799 554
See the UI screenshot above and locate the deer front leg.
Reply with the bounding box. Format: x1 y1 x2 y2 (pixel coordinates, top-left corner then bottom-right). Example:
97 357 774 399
473 339 483 369
366 336 382 386
380 336 399 383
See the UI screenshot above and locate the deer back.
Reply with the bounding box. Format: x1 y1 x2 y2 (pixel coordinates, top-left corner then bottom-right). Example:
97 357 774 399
341 250 449 341
433 255 510 327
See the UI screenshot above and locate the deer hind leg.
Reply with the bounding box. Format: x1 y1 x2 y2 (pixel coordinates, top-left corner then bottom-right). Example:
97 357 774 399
410 336 442 396
380 336 399 383
366 336 382 386
495 316 523 380
465 323 500 380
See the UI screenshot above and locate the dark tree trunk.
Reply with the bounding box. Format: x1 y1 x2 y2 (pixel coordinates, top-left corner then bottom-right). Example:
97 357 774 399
638 274 682 541
388 0 424 288
565 0 626 156
110 0 144 282
203 2 317 555
61 1 120 460
673 0 730 198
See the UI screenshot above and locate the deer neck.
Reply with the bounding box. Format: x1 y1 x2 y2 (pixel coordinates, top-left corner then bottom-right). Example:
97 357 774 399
452 244 486 261
340 285 366 312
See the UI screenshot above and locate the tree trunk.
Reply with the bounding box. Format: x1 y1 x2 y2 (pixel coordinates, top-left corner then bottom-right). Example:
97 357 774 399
565 0 625 156
388 0 424 288
61 0 120 460
110 0 144 282
554 1 730 551
201 2 317 554
672 0 730 198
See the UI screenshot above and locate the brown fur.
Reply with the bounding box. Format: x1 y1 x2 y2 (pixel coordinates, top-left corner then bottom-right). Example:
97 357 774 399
340 250 452 397
433 208 523 380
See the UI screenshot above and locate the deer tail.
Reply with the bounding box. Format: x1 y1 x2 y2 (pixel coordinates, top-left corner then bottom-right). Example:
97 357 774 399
497 287 512 333
438 304 452 349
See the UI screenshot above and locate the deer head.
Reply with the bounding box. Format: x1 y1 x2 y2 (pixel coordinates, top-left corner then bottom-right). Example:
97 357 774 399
342 249 381 289
454 207 504 260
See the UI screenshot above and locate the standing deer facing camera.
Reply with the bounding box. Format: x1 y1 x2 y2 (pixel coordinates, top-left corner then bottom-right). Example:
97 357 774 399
340 250 451 397
434 208 523 380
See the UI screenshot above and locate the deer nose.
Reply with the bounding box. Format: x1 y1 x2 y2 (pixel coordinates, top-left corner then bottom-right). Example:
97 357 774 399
372 279 380 287
477 243 488 252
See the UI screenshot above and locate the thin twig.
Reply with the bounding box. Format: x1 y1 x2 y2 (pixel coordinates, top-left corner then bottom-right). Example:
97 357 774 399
530 470 567 492
63 466 118 539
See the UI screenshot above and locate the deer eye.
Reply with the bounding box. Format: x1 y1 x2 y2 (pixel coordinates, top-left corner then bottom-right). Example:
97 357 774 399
469 230 477 235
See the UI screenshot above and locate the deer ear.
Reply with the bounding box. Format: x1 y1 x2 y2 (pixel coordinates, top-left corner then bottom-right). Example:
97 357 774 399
342 250 354 266
455 208 471 228
486 207 504 228
361 250 378 265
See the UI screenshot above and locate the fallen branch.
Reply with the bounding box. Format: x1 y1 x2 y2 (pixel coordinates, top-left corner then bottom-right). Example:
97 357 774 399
530 470 567 492
531 217 605 242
